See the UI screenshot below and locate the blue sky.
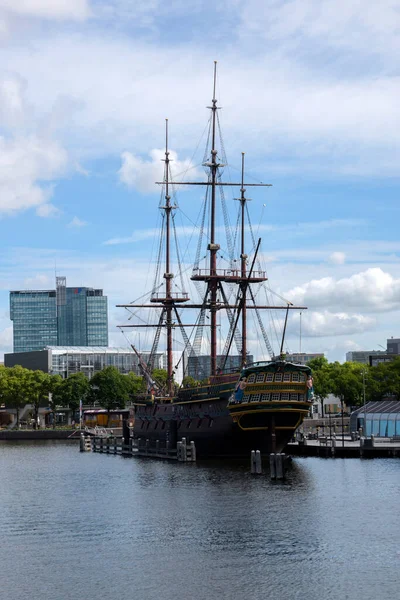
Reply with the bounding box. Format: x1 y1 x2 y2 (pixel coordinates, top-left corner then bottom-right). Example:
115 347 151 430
0 0 400 362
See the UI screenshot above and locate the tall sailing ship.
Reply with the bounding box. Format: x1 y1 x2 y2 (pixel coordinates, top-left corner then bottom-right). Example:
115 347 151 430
118 63 314 458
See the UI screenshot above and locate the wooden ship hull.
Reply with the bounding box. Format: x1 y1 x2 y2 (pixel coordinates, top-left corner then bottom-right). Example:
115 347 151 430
132 362 313 458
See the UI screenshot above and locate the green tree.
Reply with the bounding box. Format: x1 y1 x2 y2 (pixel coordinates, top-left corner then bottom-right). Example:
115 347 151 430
182 375 199 388
124 372 146 398
0 366 32 428
46 374 63 428
330 362 364 410
88 367 129 424
151 368 168 390
307 357 331 417
25 370 51 429
55 372 90 420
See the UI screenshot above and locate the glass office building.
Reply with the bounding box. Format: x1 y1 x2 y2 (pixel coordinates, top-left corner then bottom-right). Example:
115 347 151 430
10 290 58 352
47 347 163 378
10 278 108 352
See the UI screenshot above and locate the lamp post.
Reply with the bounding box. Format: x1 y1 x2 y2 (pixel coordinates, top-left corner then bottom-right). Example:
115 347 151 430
363 370 367 438
341 399 345 447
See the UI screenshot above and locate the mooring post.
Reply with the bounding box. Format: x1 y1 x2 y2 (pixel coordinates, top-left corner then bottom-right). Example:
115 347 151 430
190 441 196 462
177 441 182 461
276 453 284 479
181 437 187 462
100 438 103 453
156 439 160 455
255 450 262 474
251 450 256 474
269 453 276 479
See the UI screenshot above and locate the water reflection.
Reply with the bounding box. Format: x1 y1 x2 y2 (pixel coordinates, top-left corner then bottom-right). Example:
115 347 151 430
0 442 399 600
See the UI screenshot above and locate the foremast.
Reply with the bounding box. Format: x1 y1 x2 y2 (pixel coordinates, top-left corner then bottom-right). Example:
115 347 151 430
151 119 189 395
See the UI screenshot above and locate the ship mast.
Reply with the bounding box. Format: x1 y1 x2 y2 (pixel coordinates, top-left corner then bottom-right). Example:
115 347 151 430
208 61 219 376
164 119 174 395
118 63 308 381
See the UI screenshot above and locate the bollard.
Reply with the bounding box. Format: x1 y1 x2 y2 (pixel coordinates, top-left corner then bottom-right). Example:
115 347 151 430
276 453 284 479
251 450 256 474
79 433 85 452
255 450 262 474
181 437 187 462
190 441 196 462
269 453 276 479
177 441 182 461
100 438 103 453
156 439 160 455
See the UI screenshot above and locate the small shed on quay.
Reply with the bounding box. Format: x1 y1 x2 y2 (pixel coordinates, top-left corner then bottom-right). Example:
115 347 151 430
350 400 400 437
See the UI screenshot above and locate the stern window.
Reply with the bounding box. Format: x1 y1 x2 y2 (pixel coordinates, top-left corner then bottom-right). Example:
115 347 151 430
266 373 274 382
272 393 280 401
256 373 265 383
275 373 283 382
247 374 256 383
283 373 291 382
292 373 300 382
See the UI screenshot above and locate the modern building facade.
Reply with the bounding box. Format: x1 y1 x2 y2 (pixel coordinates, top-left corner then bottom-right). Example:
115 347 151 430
345 350 385 364
284 352 324 365
187 354 254 379
10 277 108 352
4 346 163 378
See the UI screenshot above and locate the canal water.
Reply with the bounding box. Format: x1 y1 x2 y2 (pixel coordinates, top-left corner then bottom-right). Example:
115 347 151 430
0 442 399 600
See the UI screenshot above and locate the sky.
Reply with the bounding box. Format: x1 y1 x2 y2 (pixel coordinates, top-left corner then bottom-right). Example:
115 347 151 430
0 0 399 363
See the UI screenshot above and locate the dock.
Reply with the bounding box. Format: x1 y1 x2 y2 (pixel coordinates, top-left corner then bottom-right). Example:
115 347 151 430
287 436 400 458
80 434 196 462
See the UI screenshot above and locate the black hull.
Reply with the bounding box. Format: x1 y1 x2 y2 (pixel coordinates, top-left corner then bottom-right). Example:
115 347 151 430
133 395 307 459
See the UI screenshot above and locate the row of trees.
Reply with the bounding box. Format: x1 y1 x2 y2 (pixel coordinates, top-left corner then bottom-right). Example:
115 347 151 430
0 365 149 428
308 356 400 415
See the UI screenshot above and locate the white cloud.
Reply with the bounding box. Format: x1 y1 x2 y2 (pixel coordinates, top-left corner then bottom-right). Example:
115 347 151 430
118 148 201 194
300 310 376 337
1 30 399 177
0 135 68 215
329 251 346 265
68 216 87 228
0 0 90 20
23 273 51 288
286 268 400 312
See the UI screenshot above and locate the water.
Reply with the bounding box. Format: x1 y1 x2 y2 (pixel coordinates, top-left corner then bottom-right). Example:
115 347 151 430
0 442 399 600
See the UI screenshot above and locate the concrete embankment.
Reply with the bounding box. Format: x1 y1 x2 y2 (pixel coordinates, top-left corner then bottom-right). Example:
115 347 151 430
0 429 77 441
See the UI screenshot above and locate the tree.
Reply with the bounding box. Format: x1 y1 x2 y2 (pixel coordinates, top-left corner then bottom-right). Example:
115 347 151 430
55 372 90 417
46 374 63 428
0 366 32 428
182 376 199 388
124 372 146 398
151 368 168 390
88 367 129 424
25 370 51 429
307 357 331 417
330 362 364 409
